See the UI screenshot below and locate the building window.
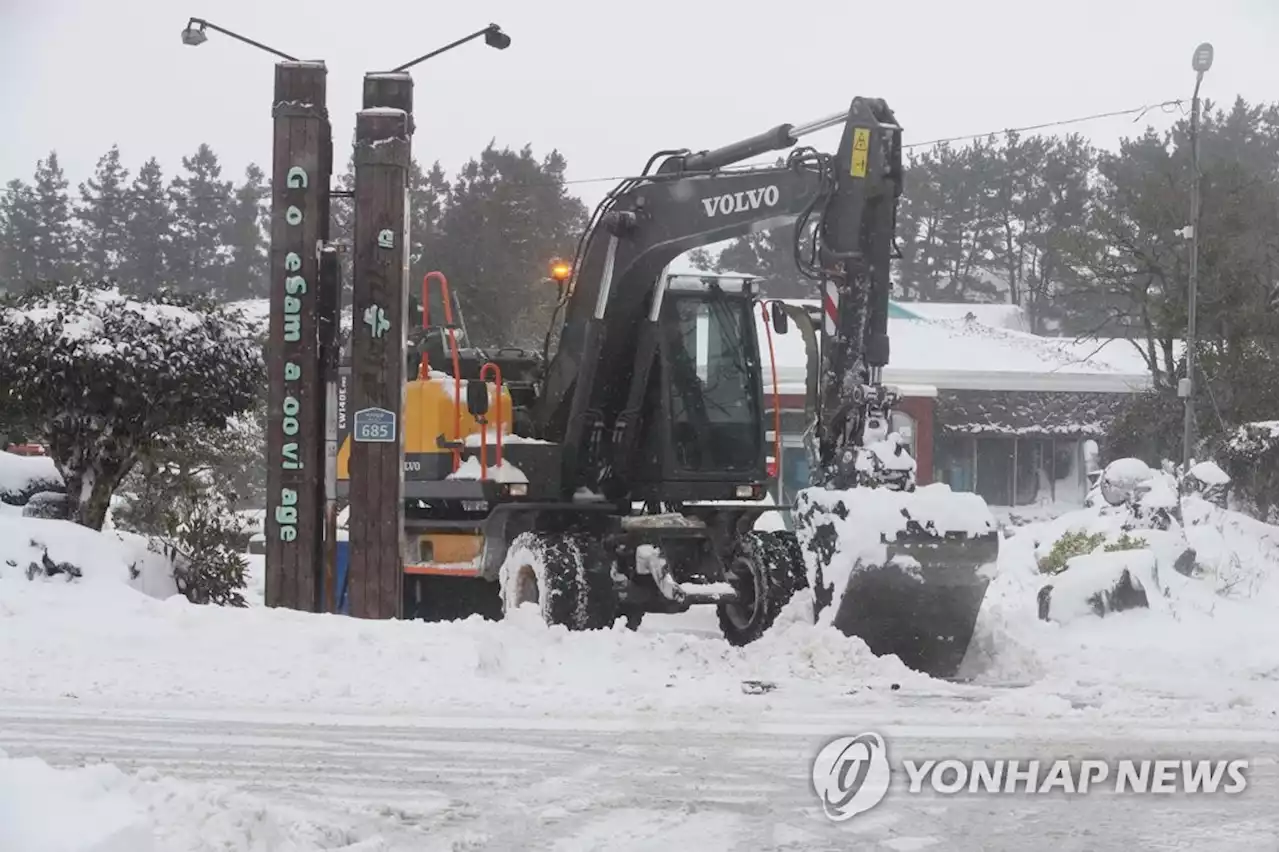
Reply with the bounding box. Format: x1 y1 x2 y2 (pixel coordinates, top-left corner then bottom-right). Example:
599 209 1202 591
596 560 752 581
933 434 1086 507
890 410 917 457
934 434 975 493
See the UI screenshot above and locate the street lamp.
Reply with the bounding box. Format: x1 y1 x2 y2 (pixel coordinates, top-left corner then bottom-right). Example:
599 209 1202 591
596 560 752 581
180 17 302 62
388 23 511 74
1180 41 1213 472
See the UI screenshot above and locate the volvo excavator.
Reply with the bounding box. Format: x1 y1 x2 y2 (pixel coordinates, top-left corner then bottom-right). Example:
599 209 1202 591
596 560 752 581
335 97 1000 678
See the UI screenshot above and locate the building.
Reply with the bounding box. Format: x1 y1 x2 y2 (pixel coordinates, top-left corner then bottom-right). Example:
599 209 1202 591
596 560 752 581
756 299 1154 510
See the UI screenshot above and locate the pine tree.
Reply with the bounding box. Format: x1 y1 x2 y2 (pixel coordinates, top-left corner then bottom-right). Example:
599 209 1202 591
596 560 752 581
225 163 269 300
407 159 452 324
169 144 232 297
31 152 76 283
0 179 41 289
76 145 131 281
120 157 174 295
434 143 587 346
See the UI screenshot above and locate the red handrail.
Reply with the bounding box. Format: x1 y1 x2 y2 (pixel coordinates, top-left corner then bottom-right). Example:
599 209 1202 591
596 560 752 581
478 361 504 479
760 301 783 502
422 271 463 472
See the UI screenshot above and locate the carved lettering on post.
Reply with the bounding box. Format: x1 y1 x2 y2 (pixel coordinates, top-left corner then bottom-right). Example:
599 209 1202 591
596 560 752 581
266 61 330 612
348 72 413 621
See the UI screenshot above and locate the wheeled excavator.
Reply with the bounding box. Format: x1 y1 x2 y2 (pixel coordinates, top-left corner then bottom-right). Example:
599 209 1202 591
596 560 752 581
335 97 1000 677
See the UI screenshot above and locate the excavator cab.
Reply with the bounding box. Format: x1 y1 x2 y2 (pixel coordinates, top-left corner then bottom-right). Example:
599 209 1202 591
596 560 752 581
633 275 769 502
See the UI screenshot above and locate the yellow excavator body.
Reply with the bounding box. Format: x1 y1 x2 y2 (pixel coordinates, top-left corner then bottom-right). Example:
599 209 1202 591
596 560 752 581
336 372 512 481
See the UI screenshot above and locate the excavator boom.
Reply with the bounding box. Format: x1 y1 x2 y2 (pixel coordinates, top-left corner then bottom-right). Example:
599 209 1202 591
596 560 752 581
534 97 998 677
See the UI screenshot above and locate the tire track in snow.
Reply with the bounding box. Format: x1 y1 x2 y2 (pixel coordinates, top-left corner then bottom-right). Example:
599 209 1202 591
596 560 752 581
0 708 1275 851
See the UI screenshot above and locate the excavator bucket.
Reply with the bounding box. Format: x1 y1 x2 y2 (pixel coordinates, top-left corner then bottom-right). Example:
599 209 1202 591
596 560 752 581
793 483 999 679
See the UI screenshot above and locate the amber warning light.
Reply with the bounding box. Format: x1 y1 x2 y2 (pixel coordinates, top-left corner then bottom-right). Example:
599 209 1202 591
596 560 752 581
549 260 572 283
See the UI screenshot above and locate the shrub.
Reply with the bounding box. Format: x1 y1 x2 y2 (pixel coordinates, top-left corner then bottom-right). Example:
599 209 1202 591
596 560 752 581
1038 530 1151 575
149 488 249 608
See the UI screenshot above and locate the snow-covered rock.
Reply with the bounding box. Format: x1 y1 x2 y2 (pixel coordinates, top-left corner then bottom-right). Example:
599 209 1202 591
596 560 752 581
1038 550 1152 624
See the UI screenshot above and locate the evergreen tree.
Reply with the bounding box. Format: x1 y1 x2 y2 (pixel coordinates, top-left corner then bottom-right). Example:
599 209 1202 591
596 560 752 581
225 163 269 300
120 157 174 295
407 158 453 324
0 179 41 288
433 143 587 346
75 145 130 281
31 152 76 283
169 144 232 296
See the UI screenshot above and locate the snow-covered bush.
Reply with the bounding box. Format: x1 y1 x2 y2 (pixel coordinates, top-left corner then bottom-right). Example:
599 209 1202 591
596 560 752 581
20 491 71 521
0 451 63 506
0 281 263 530
114 402 267 537
1036 530 1145 575
150 488 250 607
1208 421 1278 523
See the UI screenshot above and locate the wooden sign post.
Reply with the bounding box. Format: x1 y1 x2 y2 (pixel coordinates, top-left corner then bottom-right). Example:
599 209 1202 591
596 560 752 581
347 73 413 620
265 61 331 612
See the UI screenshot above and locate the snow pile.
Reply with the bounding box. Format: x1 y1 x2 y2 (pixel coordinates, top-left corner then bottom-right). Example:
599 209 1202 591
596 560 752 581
0 515 176 601
0 510 931 719
963 490 1278 722
1042 549 1152 624
0 749 386 852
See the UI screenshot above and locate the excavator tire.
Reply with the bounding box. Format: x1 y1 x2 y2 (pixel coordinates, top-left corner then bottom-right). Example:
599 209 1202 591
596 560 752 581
499 531 616 630
717 531 804 646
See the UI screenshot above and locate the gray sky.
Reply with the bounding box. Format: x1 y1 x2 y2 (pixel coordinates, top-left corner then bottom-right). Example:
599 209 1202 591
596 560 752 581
2 0 1277 210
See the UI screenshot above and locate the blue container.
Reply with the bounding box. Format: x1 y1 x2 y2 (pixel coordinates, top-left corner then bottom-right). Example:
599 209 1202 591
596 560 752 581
334 540 351 614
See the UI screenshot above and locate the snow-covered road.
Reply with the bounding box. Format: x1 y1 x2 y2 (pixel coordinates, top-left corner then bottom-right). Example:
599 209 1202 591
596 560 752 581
2 702 1275 852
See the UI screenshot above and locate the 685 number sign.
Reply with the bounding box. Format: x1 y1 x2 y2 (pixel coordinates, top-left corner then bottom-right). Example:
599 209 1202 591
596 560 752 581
353 407 397 443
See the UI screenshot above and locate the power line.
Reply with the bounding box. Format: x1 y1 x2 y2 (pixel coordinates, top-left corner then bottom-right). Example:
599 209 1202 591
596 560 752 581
902 98 1186 150
542 96 1187 189
4 97 1192 196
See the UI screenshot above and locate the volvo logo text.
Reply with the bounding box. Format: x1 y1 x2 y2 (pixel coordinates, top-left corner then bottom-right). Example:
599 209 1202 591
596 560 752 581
701 185 780 217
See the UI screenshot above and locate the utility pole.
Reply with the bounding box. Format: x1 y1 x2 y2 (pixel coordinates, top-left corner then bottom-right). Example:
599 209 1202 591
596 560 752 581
1181 42 1214 472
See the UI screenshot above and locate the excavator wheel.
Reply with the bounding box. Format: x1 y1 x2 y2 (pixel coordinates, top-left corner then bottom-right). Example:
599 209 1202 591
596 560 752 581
717 531 805 646
498 531 616 630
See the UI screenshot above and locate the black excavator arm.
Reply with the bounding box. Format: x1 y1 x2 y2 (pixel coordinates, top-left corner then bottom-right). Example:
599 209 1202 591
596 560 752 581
533 97 904 499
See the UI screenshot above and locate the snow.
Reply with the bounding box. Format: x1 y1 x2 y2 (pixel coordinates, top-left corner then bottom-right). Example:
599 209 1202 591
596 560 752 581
755 301 1153 394
0 483 1274 776
962 494 1278 722
1188 460 1231 486
897 301 1031 333
0 450 63 503
1043 549 1153 624
462 426 552 447
8 288 213 344
0 749 380 852
795 483 997 608
0 515 177 600
445 456 529 483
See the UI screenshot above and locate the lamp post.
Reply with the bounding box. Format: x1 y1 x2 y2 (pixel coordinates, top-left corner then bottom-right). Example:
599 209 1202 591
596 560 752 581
387 23 511 73
180 17 302 61
1180 41 1213 472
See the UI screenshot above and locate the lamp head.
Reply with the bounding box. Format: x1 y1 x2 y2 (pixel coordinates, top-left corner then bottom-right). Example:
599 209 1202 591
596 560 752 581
484 24 511 50
1192 42 1214 74
181 19 208 47
549 258 571 284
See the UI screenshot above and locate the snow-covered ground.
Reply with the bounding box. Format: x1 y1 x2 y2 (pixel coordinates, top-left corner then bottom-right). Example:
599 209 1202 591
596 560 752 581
1 454 1276 850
